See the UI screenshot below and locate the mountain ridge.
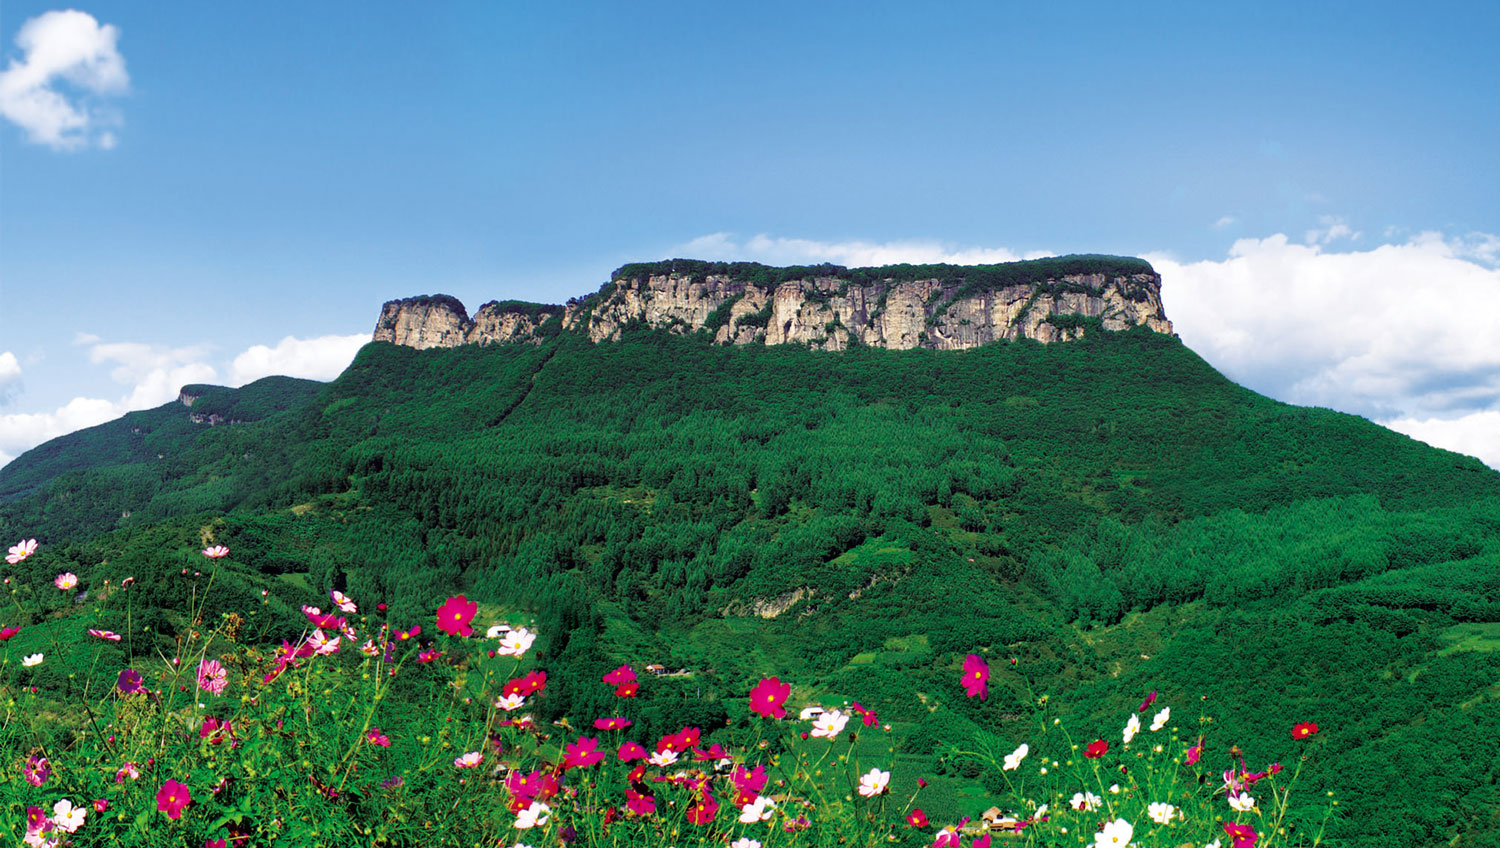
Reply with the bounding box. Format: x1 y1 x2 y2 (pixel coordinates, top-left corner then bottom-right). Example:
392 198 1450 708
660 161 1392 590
373 255 1173 351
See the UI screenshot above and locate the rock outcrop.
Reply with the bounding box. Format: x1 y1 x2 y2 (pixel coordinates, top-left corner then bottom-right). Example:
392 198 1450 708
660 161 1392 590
373 296 561 348
373 256 1173 352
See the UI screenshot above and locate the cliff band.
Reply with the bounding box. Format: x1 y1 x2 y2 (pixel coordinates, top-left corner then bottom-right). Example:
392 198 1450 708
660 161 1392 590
372 255 1173 351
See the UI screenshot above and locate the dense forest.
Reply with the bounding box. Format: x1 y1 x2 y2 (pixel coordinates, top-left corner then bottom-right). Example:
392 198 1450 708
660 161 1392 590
3 323 1498 846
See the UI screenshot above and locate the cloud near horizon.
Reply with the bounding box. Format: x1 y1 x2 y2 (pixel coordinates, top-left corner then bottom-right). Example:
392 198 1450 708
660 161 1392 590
0 333 368 468
0 9 128 150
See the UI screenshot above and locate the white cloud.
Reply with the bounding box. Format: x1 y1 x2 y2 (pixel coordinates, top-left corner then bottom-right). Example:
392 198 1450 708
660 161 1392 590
1151 231 1500 467
1382 411 1500 470
87 341 218 408
0 9 127 150
1213 216 1238 229
1303 215 1362 246
229 334 367 385
0 351 20 406
0 395 121 468
674 232 1039 267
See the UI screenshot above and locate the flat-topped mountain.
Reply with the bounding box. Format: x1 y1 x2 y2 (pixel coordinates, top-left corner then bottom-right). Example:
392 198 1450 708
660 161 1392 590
373 255 1173 351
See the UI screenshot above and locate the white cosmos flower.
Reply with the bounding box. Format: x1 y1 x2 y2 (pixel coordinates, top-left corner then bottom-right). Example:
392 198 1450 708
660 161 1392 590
730 840 762 848
798 705 825 720
495 693 526 711
1151 706 1171 732
1108 783 1121 794
331 590 357 613
1229 791 1256 811
1093 818 1134 847
52 798 87 832
739 795 776 823
497 627 536 657
810 709 849 739
648 749 679 767
1003 742 1029 771
1123 713 1141 746
308 629 340 655
1148 801 1177 823
1205 840 1222 848
486 623 511 638
858 767 891 797
22 653 43 667
515 801 550 829
1071 791 1102 811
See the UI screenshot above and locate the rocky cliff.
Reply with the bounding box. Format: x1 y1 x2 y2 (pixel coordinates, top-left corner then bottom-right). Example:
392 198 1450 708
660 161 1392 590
373 255 1173 352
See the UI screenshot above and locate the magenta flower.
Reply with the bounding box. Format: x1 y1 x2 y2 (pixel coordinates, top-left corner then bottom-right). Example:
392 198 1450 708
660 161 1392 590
962 654 989 700
564 735 606 769
593 717 632 730
155 779 191 819
117 668 144 694
0 625 21 641
89 628 122 641
201 545 229 559
748 676 791 719
1138 690 1158 712
435 594 478 637
197 659 228 695
366 728 391 747
618 741 648 761
625 789 656 816
23 754 50 786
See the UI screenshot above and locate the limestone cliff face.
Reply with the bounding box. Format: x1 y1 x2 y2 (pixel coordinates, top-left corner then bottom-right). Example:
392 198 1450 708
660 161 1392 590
372 257 1173 352
373 295 561 348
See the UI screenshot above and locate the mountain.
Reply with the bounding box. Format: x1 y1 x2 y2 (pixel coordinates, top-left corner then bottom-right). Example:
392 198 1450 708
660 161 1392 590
2 257 1499 846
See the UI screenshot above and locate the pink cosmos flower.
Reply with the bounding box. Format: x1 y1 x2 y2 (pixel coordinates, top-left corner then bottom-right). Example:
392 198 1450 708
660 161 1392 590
54 572 78 591
366 728 391 747
454 751 482 768
906 808 928 827
92 799 109 813
625 789 656 816
593 717 632 730
201 545 229 559
1186 737 1204 765
116 762 140 782
618 741 648 761
564 736 606 769
197 659 228 695
962 654 989 700
1138 690 1157 712
89 629 122 641
0 625 20 641
330 589 357 613
301 606 346 631
156 779 191 819
615 681 639 697
23 754 50 786
748 676 791 719
603 664 636 685
1224 822 1258 847
685 791 718 825
417 647 442 663
307 629 340 656
6 538 37 564
435 594 478 637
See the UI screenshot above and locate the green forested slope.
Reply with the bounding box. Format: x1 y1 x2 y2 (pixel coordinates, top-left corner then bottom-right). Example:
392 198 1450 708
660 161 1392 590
3 327 1498 846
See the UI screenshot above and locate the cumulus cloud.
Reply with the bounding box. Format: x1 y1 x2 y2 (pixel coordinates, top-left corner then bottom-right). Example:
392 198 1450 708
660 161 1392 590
229 334 368 385
1150 231 1500 467
674 232 1044 267
1382 411 1500 470
0 351 21 405
0 9 127 150
1303 215 1362 246
88 341 218 408
0 395 120 468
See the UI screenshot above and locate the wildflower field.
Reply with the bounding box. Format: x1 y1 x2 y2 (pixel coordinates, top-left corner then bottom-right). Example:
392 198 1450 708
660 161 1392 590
3 538 1336 847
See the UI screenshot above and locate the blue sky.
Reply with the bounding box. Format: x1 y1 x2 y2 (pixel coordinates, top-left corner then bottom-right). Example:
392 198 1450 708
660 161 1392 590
2 2 1498 466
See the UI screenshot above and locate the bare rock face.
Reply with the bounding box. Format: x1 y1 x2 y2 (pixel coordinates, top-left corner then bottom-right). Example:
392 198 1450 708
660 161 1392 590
373 295 471 349
373 296 560 349
374 257 1174 352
